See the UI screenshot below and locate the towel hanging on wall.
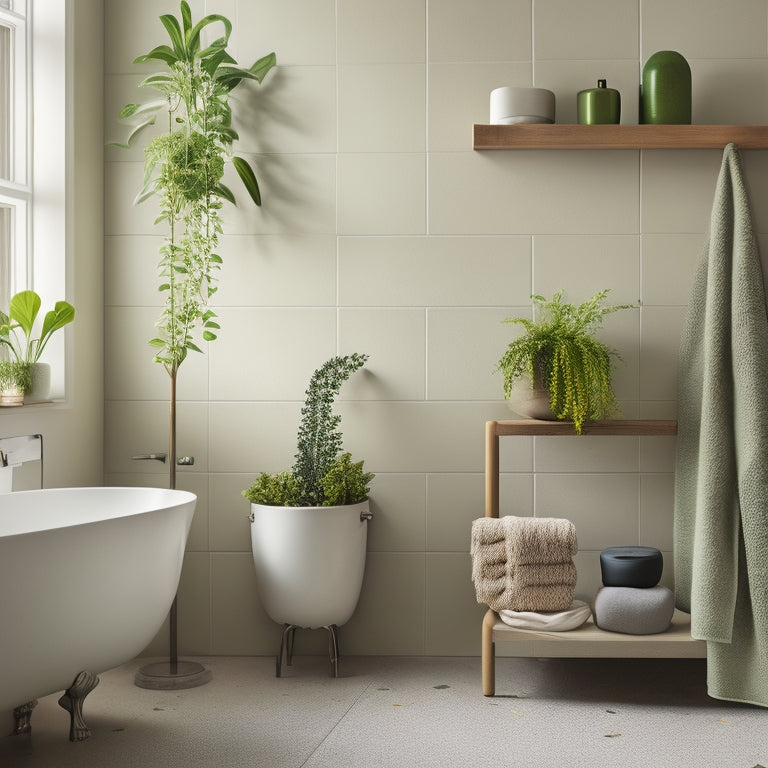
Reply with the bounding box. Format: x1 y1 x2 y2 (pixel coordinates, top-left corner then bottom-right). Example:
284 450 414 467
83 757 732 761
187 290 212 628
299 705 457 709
674 142 768 707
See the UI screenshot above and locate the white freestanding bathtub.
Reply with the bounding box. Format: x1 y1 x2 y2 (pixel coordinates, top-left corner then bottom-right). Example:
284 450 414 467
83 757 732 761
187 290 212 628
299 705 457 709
0 487 196 739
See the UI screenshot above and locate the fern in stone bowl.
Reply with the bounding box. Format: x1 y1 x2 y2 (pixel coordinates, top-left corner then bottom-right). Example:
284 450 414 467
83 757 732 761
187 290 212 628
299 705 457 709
496 290 633 434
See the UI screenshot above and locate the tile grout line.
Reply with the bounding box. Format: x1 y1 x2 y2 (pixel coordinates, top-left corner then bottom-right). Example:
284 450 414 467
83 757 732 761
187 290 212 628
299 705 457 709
297 681 375 767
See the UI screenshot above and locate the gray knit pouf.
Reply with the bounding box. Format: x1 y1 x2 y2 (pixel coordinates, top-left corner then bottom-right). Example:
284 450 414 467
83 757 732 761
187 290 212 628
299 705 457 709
593 585 675 635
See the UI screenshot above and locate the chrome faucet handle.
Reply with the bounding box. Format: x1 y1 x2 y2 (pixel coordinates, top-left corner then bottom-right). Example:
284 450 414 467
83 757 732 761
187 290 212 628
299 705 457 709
131 453 167 463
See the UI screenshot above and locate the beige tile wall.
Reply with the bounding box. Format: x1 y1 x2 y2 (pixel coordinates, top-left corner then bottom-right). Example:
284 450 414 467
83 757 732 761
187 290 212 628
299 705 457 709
103 0 768 657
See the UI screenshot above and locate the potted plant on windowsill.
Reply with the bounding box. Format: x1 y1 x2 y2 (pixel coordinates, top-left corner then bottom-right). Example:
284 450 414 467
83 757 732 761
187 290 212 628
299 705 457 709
0 290 75 404
243 353 374 677
496 289 633 434
0 361 33 407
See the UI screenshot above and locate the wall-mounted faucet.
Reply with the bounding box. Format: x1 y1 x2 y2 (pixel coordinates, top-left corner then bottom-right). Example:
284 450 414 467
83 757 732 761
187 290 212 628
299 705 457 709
0 434 43 490
131 453 167 463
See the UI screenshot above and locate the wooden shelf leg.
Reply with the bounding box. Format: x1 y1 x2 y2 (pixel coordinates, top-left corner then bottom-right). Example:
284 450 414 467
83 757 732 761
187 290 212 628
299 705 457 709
482 609 496 696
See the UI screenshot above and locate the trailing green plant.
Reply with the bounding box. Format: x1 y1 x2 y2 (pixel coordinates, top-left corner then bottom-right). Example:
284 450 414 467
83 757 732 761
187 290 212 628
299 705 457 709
496 289 633 434
0 361 33 394
114 1 276 377
0 290 75 365
243 354 375 507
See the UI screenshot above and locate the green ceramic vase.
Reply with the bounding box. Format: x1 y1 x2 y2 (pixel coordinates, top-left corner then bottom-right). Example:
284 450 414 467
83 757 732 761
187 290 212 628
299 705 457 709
577 79 621 124
641 50 691 124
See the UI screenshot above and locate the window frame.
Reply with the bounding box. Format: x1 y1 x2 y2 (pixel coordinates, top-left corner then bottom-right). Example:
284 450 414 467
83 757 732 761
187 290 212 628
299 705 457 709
0 0 70 401
0 2 31 309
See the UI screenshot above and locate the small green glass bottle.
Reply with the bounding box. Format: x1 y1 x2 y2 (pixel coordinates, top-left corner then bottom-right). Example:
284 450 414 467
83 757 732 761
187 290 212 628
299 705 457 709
577 79 621 124
641 50 691 124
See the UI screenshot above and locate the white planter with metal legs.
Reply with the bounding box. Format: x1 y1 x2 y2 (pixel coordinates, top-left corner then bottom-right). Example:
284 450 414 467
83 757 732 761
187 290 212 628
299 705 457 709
249 501 371 676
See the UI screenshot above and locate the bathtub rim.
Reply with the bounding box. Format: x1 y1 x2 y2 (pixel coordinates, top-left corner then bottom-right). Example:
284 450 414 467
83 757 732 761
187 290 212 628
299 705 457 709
0 486 197 537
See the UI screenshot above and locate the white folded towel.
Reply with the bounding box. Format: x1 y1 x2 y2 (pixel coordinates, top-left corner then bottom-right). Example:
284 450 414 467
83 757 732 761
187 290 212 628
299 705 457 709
498 600 591 632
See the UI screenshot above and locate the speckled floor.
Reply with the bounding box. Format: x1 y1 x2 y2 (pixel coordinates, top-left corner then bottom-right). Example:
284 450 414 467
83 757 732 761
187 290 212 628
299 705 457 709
2 654 767 768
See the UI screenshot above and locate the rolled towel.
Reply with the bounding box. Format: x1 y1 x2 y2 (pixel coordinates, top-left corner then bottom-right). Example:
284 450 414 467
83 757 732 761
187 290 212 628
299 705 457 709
471 515 579 612
515 561 577 588
504 582 577 613
499 600 592 631
471 516 578 566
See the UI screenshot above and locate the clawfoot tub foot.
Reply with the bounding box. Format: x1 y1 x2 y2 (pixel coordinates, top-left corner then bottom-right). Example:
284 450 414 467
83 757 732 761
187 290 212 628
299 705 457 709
13 699 38 735
58 670 99 741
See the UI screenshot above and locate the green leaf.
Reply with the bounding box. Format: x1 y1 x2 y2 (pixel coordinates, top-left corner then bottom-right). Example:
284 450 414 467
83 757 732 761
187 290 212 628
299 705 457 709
126 99 166 118
214 183 236 204
202 330 217 341
119 103 140 119
249 52 277 83
209 254 223 264
187 14 232 59
180 0 192 36
125 117 157 147
201 47 228 77
149 338 166 348
232 156 261 206
139 73 175 89
41 301 75 339
198 39 230 61
204 321 220 330
186 341 203 354
9 290 40 337
160 13 186 60
133 44 179 67
135 178 160 205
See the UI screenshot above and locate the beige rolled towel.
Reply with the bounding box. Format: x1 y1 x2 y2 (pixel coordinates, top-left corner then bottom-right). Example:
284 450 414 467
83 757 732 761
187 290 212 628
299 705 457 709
470 516 577 565
470 516 578 613
515 561 577 587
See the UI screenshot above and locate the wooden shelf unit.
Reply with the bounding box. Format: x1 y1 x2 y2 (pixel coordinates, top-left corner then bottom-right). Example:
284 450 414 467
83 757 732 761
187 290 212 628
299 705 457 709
481 418 706 697
473 123 768 150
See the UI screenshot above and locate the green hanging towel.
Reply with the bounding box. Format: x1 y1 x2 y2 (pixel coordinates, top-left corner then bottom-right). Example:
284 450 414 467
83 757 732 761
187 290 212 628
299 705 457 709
675 142 768 707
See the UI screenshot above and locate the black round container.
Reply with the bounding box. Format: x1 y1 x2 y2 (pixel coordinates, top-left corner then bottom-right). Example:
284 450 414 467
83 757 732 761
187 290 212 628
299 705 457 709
600 545 663 588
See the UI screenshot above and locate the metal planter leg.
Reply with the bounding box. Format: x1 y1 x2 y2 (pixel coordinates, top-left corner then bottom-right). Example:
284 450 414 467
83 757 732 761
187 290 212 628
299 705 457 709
276 624 297 677
324 624 340 678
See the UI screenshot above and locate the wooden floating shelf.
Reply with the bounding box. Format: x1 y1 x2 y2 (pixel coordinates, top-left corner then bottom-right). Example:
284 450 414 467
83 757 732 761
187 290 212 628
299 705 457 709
473 124 768 150
490 419 678 437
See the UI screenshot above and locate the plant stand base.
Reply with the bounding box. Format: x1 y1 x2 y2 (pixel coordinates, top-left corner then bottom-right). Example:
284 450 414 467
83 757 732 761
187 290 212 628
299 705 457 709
134 660 212 690
276 623 341 678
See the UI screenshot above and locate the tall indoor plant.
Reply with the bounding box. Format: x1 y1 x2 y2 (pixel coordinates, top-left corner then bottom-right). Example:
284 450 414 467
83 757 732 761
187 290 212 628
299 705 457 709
116 1 276 687
243 354 374 677
496 289 632 434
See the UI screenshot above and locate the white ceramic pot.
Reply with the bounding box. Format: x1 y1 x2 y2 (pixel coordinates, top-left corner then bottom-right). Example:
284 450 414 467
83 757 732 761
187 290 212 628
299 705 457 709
490 87 555 125
25 363 51 404
249 501 370 629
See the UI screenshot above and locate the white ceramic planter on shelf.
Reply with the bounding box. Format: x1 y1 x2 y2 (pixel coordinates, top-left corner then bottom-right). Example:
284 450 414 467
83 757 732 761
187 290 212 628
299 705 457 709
25 363 51 404
249 501 370 629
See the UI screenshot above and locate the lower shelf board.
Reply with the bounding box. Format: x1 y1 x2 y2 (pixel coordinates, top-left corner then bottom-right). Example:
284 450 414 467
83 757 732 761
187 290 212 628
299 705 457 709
487 608 707 659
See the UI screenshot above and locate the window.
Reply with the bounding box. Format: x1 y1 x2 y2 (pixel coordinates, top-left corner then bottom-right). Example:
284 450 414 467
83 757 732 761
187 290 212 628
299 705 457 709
0 0 29 311
0 0 68 399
